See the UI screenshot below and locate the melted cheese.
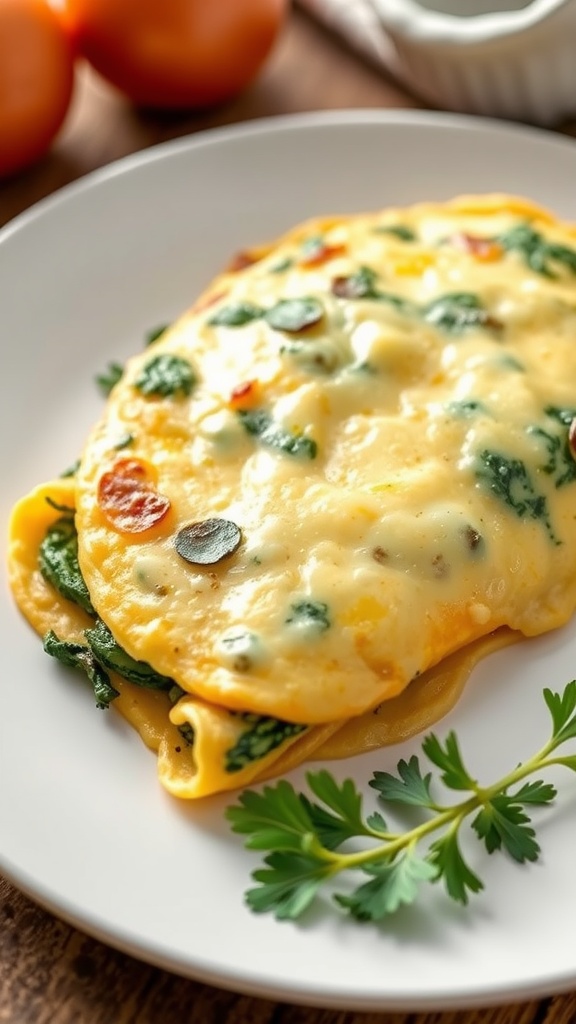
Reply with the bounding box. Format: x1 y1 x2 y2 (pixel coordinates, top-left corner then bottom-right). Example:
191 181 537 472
8 476 518 797
7 193 576 797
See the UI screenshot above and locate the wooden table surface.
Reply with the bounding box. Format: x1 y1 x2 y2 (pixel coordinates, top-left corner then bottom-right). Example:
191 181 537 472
3 6 576 1023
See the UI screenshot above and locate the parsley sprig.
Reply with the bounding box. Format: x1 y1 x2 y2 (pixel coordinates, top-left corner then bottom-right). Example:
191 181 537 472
226 682 576 922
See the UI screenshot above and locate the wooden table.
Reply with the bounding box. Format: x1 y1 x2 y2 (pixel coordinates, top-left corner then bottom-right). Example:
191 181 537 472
2 7 576 1023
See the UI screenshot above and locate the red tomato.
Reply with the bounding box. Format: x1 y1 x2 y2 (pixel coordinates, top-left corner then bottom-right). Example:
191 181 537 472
63 0 288 109
98 459 171 533
0 0 75 179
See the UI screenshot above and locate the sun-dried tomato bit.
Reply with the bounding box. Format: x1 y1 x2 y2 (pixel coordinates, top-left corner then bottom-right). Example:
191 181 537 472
192 289 227 315
97 459 171 534
450 233 504 262
569 418 576 461
299 237 347 267
175 518 242 566
226 250 261 272
228 380 260 410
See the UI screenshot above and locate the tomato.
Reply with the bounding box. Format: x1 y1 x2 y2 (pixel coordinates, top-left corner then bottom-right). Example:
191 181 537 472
0 0 75 179
98 459 172 534
62 0 288 109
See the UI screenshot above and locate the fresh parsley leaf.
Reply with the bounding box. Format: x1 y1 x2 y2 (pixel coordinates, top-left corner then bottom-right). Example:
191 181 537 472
335 851 437 921
428 830 484 904
227 780 316 852
544 681 576 745
369 755 436 808
227 680 576 924
472 795 540 862
247 851 330 920
421 731 477 791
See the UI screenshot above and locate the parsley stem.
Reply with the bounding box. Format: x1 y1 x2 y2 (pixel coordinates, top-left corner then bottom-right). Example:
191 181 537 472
307 735 562 874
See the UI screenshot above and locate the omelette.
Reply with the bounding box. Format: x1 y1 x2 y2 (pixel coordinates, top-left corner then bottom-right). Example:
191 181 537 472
8 193 576 798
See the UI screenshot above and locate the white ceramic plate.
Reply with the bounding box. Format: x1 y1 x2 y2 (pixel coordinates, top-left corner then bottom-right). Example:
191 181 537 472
2 110 576 1013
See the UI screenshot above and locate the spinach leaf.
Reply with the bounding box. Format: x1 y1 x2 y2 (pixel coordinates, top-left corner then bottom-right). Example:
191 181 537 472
238 409 317 460
135 354 196 398
84 619 176 691
145 323 171 346
498 225 576 279
424 293 492 334
225 714 307 773
475 449 559 543
96 362 124 396
39 513 95 616
265 297 324 333
208 303 264 327
43 631 119 709
285 600 331 633
529 407 576 488
374 224 417 242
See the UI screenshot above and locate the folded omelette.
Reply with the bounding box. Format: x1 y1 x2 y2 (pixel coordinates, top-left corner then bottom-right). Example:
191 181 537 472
8 194 576 797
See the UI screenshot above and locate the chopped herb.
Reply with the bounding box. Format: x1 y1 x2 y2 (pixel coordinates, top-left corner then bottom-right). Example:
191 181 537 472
45 497 76 514
225 714 307 773
208 302 264 327
43 630 119 709
39 513 95 616
497 355 525 372
497 224 576 279
285 600 331 633
96 361 124 396
175 518 242 566
84 619 176 691
265 297 324 333
219 632 261 672
528 407 576 488
238 409 317 460
226 680 576 922
177 723 195 747
269 257 294 274
135 354 196 398
374 224 417 242
332 265 380 299
113 432 135 450
475 449 559 542
300 235 325 260
446 399 488 418
60 459 80 479
331 266 411 312
424 293 495 334
145 323 170 346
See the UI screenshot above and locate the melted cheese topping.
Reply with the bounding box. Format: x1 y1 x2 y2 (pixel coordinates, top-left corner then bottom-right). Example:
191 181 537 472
7 193 576 797
7 477 517 797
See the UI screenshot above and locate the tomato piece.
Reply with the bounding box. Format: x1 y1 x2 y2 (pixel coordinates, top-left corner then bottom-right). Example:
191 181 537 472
0 0 75 179
451 233 503 262
228 380 260 410
98 459 171 533
300 243 347 268
62 0 288 109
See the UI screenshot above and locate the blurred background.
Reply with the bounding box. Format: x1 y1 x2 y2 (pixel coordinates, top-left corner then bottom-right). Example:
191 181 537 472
0 0 427 227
